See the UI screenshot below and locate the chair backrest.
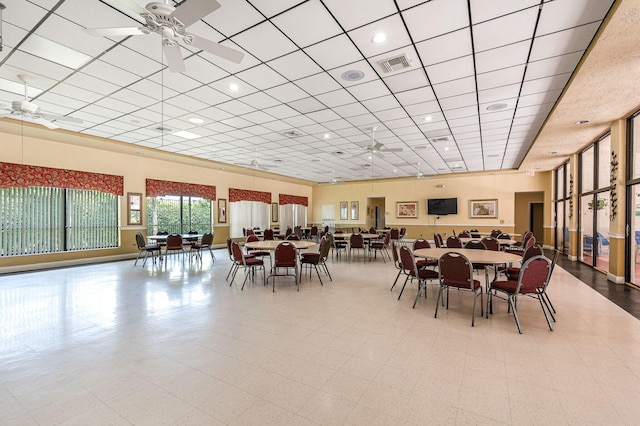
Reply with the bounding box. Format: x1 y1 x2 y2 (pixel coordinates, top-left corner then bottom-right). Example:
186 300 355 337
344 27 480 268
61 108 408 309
481 236 499 251
490 229 502 238
383 232 391 245
324 225 329 234
326 232 335 247
311 225 318 236
464 240 486 250
549 249 561 276
439 252 474 290
498 233 511 239
517 255 552 294
264 229 274 240
319 237 331 260
521 230 533 245
200 232 213 246
246 234 260 243
166 234 183 248
369 227 376 234
285 227 293 236
399 227 407 238
458 230 471 238
413 238 431 250
434 233 444 248
245 229 255 236
524 236 536 250
286 234 300 241
226 237 233 259
274 242 297 267
399 245 419 276
390 228 399 239
446 235 462 248
231 241 245 264
294 226 302 238
522 244 544 263
350 233 364 248
391 241 401 267
135 232 146 249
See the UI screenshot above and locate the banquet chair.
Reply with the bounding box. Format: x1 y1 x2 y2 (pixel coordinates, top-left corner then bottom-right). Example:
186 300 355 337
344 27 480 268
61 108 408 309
435 252 483 327
285 227 293 238
458 230 472 238
327 232 347 260
369 232 392 262
433 233 444 248
134 232 161 266
506 236 535 255
226 237 254 280
398 246 439 308
230 241 265 290
446 235 463 248
390 242 428 292
487 255 553 334
310 225 319 241
245 234 271 266
263 228 274 240
349 233 366 263
300 237 332 285
464 239 490 285
183 230 199 249
268 242 299 292
390 228 400 241
503 244 544 280
286 234 300 241
165 234 185 258
190 231 215 262
413 238 437 268
539 249 561 318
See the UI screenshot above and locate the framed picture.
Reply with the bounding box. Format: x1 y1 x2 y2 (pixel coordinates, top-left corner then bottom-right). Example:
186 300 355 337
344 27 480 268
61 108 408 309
351 201 359 220
470 199 498 218
340 201 348 220
397 201 418 218
127 192 142 225
218 198 227 223
272 202 279 222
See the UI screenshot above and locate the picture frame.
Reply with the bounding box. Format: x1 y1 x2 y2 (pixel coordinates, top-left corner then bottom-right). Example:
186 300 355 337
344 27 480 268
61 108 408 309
396 201 418 218
351 201 359 220
127 192 142 225
340 201 348 220
469 199 498 218
218 198 227 223
272 202 279 222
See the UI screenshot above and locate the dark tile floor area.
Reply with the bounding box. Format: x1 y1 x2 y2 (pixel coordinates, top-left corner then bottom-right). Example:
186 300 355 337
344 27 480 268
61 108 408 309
554 251 640 320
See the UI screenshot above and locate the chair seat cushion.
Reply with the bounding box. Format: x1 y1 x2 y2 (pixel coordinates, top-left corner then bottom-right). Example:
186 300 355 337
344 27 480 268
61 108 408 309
491 280 518 293
301 253 320 259
443 279 482 289
249 250 270 257
413 269 439 279
145 244 160 250
245 258 263 266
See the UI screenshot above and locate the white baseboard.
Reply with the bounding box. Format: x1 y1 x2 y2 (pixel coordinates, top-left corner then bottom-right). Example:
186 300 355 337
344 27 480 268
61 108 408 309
607 272 625 284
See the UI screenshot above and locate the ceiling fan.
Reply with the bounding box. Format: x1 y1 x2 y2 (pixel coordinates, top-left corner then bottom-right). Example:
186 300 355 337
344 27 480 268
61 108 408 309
0 75 84 130
359 126 403 158
328 170 345 185
234 151 271 171
84 0 245 73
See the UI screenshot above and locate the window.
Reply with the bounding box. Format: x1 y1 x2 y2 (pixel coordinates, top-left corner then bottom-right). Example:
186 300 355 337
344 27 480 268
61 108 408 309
0 187 118 256
230 200 268 238
280 204 307 231
147 196 212 235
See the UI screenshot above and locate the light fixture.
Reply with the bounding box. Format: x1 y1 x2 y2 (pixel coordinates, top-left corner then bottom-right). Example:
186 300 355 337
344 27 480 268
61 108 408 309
486 103 508 111
172 130 201 139
436 184 445 188
444 147 449 151
324 133 330 139
188 117 205 124
575 120 590 125
548 151 558 155
372 32 387 44
424 115 432 122
21 34 91 69
228 83 239 91
341 70 365 81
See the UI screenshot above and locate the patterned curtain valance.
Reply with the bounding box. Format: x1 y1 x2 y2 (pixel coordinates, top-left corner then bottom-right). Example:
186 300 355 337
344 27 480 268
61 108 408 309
146 179 216 200
229 188 271 204
279 194 308 207
0 162 124 195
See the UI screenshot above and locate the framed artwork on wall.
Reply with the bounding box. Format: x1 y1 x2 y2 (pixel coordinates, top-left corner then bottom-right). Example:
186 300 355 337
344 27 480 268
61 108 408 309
127 192 142 225
469 199 498 218
351 201 359 220
272 202 279 222
218 198 227 223
396 201 418 218
340 201 348 220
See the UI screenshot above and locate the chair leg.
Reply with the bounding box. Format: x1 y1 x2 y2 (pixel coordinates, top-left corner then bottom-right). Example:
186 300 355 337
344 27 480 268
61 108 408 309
509 296 523 334
538 295 554 331
390 269 402 291
544 292 556 314
412 281 423 309
434 285 444 318
313 264 323 285
398 275 410 300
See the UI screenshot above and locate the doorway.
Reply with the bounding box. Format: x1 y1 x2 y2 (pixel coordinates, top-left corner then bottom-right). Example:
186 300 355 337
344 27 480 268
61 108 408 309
530 202 544 245
367 197 385 229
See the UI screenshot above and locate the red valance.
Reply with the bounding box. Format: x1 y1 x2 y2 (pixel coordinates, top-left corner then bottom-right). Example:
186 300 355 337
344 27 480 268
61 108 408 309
279 194 308 207
229 188 271 204
146 179 216 200
0 162 124 195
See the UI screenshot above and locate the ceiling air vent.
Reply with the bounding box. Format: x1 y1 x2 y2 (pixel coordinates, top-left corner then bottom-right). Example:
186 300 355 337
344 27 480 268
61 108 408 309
430 136 452 143
282 130 303 138
378 53 411 73
150 125 173 133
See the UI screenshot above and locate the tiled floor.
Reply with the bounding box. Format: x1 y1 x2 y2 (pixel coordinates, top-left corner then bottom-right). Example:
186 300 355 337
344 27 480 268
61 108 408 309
2 248 640 425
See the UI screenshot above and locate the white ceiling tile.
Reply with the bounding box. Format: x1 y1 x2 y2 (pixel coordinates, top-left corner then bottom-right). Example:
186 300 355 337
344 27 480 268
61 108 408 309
264 83 308 103
248 0 304 18
425 56 475 85
65 72 121 96
288 97 326 114
271 0 342 48
185 86 232 106
395 88 437 106
432 76 476 99
216 99 256 116
327 61 379 88
472 7 538 52
315 89 357 108
348 14 412 59
521 74 570 96
6 50 75 82
347 80 391 101
262 104 300 119
383 68 429 93
537 0 612 36
232 22 298 62
182 55 230 84
295 73 341 96
415 28 472 67
238 92 280 110
331 102 370 118
268 51 323 81
477 65 526 91
323 0 398 31
202 1 265 37
439 93 477 111
477 84 520 105
49 83 104 104
303 35 363 70
361 95 401 112
530 22 600 61
236 64 288 90
306 109 341 123
99 46 161 77
474 40 531 74
109 88 157 109
403 0 469 42
37 13 113 57
209 76 258 98
82 60 142 87
525 51 583 81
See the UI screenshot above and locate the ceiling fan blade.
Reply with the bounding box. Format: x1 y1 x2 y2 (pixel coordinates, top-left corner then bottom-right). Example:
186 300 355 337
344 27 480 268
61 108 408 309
84 27 145 37
31 117 60 129
371 142 384 151
38 113 84 125
381 147 403 153
163 43 186 73
188 34 245 64
170 0 221 28
111 0 147 16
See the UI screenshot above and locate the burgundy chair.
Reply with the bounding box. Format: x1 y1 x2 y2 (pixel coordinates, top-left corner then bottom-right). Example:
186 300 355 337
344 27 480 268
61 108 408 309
165 234 185 258
390 242 428 292
268 242 299 292
190 231 215 262
246 234 271 266
286 234 300 241
413 238 437 268
458 230 472 238
487 255 553 334
263 228 275 240
398 246 439 308
435 252 483 327
134 232 161 266
503 244 544 280
230 241 265 290
226 237 254 280
445 235 462 248
300 237 332 285
390 228 400 240
369 232 391 262
349 233 366 263
433 233 444 248
310 225 319 241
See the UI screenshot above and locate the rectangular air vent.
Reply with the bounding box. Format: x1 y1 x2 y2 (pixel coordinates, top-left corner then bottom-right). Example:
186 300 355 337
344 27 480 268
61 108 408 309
430 136 452 143
378 53 411 73
149 125 174 133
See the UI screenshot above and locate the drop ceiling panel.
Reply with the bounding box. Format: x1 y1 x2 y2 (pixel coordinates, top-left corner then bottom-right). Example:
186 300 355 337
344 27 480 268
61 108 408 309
295 73 341 96
402 0 469 42
232 22 298 62
349 14 412 59
472 7 538 52
268 51 323 81
383 69 429 93
470 0 540 24
271 0 342 48
303 35 363 70
323 0 398 31
201 1 265 37
475 40 531 74
236 64 288 90
536 0 611 36
530 22 601 61
415 28 473 67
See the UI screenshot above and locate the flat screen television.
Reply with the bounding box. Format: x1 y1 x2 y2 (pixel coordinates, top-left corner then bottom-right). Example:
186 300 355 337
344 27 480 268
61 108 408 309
427 198 458 215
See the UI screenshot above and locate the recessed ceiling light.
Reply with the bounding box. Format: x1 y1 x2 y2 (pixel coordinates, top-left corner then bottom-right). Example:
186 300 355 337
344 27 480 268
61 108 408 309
341 70 365 81
393 169 397 172
324 133 330 139
548 151 558 155
188 117 204 124
444 147 449 151
575 120 590 125
424 115 433 122
486 103 508 111
172 130 201 140
228 83 239 91
372 32 387 44
487 154 500 158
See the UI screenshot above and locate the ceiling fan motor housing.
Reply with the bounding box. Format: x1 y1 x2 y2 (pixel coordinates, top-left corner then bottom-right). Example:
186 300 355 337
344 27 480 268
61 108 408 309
13 100 38 114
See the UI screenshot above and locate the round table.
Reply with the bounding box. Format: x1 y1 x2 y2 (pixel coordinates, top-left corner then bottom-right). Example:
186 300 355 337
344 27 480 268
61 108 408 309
459 237 516 246
414 247 522 264
245 240 317 251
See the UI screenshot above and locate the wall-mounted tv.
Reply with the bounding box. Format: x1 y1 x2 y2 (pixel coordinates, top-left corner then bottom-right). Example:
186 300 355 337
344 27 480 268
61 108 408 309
427 198 458 215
